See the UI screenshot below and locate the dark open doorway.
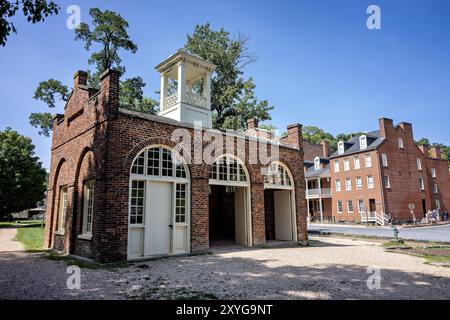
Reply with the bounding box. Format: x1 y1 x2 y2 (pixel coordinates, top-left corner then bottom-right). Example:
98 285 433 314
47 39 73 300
209 185 235 246
422 199 427 216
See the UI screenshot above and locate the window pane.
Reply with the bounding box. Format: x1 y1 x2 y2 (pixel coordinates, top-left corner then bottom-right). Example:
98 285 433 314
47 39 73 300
147 148 160 176
162 148 174 177
131 152 145 175
176 184 186 223
130 180 145 225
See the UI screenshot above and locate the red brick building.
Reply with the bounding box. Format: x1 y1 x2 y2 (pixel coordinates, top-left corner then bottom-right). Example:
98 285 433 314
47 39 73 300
329 118 450 223
44 51 307 263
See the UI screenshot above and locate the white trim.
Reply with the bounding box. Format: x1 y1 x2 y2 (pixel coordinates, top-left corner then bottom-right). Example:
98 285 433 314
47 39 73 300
127 144 191 260
209 154 250 187
77 233 92 240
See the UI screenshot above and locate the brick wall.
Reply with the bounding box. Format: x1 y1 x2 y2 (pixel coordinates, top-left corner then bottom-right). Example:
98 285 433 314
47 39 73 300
44 69 307 262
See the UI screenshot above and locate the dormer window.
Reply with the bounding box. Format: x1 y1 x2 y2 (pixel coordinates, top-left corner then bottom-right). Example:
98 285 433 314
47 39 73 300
398 138 404 148
337 141 345 155
359 135 367 150
314 157 321 170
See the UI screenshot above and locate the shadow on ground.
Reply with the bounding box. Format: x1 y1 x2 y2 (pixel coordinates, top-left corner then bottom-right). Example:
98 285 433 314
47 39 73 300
1 244 449 300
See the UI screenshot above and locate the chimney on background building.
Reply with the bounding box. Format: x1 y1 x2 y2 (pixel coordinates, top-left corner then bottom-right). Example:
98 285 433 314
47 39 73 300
399 122 413 139
321 140 330 158
282 123 303 150
418 145 430 157
247 117 259 130
378 118 393 138
430 147 442 159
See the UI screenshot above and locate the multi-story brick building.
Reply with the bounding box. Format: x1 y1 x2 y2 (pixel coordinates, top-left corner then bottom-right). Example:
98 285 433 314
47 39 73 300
44 50 307 263
328 118 450 223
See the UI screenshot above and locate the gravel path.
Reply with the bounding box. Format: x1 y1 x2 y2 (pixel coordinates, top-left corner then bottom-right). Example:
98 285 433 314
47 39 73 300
1 235 450 300
0 228 24 251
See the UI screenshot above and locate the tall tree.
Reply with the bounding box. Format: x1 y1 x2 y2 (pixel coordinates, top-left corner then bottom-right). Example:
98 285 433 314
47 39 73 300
30 8 158 137
184 23 273 130
74 7 138 77
0 0 59 46
0 128 47 218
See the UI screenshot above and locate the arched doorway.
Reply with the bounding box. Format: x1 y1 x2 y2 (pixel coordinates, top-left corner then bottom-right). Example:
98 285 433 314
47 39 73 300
263 162 297 242
128 145 190 260
208 155 251 247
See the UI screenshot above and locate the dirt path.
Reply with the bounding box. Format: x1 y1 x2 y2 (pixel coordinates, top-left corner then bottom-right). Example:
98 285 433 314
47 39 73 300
0 228 24 252
1 236 450 300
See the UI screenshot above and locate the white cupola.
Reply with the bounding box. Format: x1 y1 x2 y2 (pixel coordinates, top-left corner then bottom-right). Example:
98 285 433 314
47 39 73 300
155 50 216 128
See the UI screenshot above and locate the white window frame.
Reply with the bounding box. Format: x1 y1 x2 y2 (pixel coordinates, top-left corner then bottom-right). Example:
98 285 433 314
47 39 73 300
333 160 340 173
431 168 436 178
337 141 345 155
433 183 439 193
358 199 365 213
335 180 342 192
383 175 390 188
57 186 68 234
419 177 424 190
347 200 354 213
343 159 350 171
365 154 372 168
398 138 404 148
356 176 363 190
381 153 388 167
337 201 343 213
353 156 360 169
360 135 367 150
314 157 321 170
416 158 422 171
263 161 293 190
367 175 374 189
345 177 352 191
81 180 94 237
436 199 441 210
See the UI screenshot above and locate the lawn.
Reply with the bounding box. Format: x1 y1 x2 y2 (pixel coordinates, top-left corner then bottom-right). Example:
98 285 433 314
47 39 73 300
13 222 45 251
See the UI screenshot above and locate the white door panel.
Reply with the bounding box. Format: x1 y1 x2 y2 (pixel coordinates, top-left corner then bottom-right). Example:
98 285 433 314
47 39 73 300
144 181 172 256
274 190 293 241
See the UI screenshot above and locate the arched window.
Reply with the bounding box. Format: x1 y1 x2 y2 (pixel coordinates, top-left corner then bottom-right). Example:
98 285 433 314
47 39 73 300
131 146 187 180
263 162 293 188
209 155 249 185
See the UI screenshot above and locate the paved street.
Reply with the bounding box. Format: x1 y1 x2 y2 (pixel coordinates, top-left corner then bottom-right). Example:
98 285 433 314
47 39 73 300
308 223 450 243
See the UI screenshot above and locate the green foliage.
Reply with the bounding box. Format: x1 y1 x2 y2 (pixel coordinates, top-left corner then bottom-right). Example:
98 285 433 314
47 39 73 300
120 77 158 114
0 128 47 217
184 23 271 130
29 112 53 137
30 8 157 136
415 138 450 163
415 138 430 146
33 79 69 108
302 126 334 145
75 7 138 74
0 0 59 46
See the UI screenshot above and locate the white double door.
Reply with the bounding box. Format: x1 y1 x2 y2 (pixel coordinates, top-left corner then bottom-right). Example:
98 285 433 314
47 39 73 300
144 181 173 256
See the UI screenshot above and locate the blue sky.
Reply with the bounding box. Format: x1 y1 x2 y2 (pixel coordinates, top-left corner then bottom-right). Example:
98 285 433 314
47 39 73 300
1 0 450 169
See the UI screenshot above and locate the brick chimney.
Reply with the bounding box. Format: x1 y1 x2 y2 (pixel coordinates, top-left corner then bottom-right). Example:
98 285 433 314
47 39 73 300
282 123 303 150
247 117 259 130
100 69 121 117
73 70 88 88
379 118 393 138
399 122 413 140
321 140 330 158
430 147 442 159
418 145 430 157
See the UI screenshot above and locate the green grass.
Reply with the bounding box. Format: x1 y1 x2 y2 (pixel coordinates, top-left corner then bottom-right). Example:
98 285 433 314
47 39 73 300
0 220 43 229
13 223 45 251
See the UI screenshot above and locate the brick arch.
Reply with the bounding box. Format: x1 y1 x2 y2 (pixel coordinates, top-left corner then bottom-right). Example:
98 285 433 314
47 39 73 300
47 158 67 247
124 136 192 170
73 147 95 238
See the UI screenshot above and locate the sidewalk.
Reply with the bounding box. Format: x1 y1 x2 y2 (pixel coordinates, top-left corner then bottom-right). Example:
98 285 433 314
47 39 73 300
308 221 450 230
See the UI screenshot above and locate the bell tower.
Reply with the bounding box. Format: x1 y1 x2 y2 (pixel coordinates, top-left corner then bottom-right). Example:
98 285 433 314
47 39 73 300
155 50 216 128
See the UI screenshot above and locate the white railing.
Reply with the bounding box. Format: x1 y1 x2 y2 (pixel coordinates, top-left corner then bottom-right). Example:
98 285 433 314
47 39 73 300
185 92 207 108
360 211 391 225
305 188 332 198
163 93 178 110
